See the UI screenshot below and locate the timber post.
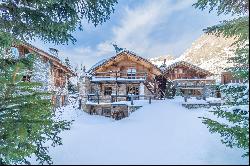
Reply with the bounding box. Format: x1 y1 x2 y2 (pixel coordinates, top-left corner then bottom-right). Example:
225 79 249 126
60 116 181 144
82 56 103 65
131 96 134 105
97 93 100 104
115 71 118 102
184 96 188 102
78 98 82 109
111 96 113 103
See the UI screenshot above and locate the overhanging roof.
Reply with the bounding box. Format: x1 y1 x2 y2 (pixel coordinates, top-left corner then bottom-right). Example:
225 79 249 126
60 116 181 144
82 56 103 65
89 50 162 75
20 43 76 76
163 61 213 76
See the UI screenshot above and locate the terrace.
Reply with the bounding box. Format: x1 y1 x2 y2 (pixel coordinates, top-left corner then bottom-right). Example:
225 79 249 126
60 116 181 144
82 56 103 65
86 94 154 106
173 78 216 88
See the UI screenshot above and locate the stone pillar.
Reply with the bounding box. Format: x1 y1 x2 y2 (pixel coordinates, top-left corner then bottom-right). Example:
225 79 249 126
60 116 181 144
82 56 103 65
78 71 89 111
139 82 144 100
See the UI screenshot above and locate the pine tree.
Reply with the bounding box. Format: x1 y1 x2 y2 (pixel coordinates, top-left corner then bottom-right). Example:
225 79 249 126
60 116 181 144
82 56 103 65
64 57 77 94
0 52 71 164
0 0 118 45
194 0 249 157
165 81 176 99
0 0 118 164
65 57 71 68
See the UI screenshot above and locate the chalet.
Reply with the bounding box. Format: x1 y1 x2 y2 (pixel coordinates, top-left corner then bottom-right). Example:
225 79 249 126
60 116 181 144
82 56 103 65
79 50 167 119
12 43 75 107
162 61 216 97
221 71 245 84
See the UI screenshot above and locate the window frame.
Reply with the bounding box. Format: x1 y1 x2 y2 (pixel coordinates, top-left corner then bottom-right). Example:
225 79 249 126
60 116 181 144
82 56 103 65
104 86 113 96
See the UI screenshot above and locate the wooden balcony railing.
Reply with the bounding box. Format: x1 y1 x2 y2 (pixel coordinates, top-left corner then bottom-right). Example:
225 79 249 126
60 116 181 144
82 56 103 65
87 94 154 105
173 78 216 88
92 71 148 81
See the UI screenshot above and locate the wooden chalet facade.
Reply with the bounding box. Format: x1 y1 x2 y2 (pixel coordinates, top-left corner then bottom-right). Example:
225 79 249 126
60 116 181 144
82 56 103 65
221 71 245 84
13 43 75 107
162 61 216 97
80 50 166 119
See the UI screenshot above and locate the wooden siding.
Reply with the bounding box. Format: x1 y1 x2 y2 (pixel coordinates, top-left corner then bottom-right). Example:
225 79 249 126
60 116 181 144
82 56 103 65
164 63 209 80
221 72 245 84
94 52 161 81
92 51 162 77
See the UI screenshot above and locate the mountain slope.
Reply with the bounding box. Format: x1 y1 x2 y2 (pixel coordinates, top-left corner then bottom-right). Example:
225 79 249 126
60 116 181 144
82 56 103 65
179 34 236 77
150 55 175 67
150 34 236 80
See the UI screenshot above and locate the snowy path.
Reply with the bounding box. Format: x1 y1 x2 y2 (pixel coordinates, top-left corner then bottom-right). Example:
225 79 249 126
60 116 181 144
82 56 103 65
45 97 248 165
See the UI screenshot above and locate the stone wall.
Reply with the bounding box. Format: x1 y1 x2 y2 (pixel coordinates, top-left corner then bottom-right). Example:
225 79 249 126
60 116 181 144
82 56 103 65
31 56 51 91
31 56 70 107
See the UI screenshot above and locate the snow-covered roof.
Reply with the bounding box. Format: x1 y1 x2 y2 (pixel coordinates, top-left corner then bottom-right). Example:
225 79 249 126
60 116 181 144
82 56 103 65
88 50 162 74
20 42 76 76
88 59 108 73
162 60 213 76
91 76 146 83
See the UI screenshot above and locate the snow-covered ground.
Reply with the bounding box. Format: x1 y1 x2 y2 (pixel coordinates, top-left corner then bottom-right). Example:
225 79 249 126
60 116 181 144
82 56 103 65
38 97 248 165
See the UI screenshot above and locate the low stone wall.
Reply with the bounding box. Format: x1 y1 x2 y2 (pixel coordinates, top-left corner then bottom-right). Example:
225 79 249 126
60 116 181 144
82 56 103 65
84 103 142 120
182 103 210 109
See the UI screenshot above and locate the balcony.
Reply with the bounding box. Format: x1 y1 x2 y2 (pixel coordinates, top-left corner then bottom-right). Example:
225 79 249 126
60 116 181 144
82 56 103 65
91 71 147 83
173 78 216 88
86 93 154 106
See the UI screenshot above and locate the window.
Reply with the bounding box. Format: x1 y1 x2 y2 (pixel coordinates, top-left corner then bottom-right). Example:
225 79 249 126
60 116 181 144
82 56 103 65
104 87 112 95
22 75 31 82
127 68 136 79
127 86 139 95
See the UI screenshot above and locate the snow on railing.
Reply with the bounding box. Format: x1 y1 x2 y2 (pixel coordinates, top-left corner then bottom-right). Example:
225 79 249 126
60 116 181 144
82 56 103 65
91 71 147 81
87 94 154 106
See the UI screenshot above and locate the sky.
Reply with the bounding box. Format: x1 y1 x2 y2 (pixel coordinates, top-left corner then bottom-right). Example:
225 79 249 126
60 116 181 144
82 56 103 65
32 0 233 70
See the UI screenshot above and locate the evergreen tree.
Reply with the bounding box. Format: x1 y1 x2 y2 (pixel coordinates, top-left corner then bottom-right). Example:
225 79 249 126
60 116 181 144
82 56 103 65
194 0 249 157
0 52 71 164
0 0 118 164
0 0 118 45
65 57 71 68
165 81 176 99
64 57 77 94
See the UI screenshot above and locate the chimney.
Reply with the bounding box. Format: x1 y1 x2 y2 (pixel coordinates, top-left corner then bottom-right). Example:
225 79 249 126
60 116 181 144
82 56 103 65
163 59 166 65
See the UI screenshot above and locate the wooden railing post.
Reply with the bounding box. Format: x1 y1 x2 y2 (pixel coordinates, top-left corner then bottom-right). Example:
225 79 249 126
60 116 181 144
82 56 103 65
131 96 134 105
78 98 82 109
111 96 113 103
97 93 100 104
115 71 118 81
184 96 187 102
